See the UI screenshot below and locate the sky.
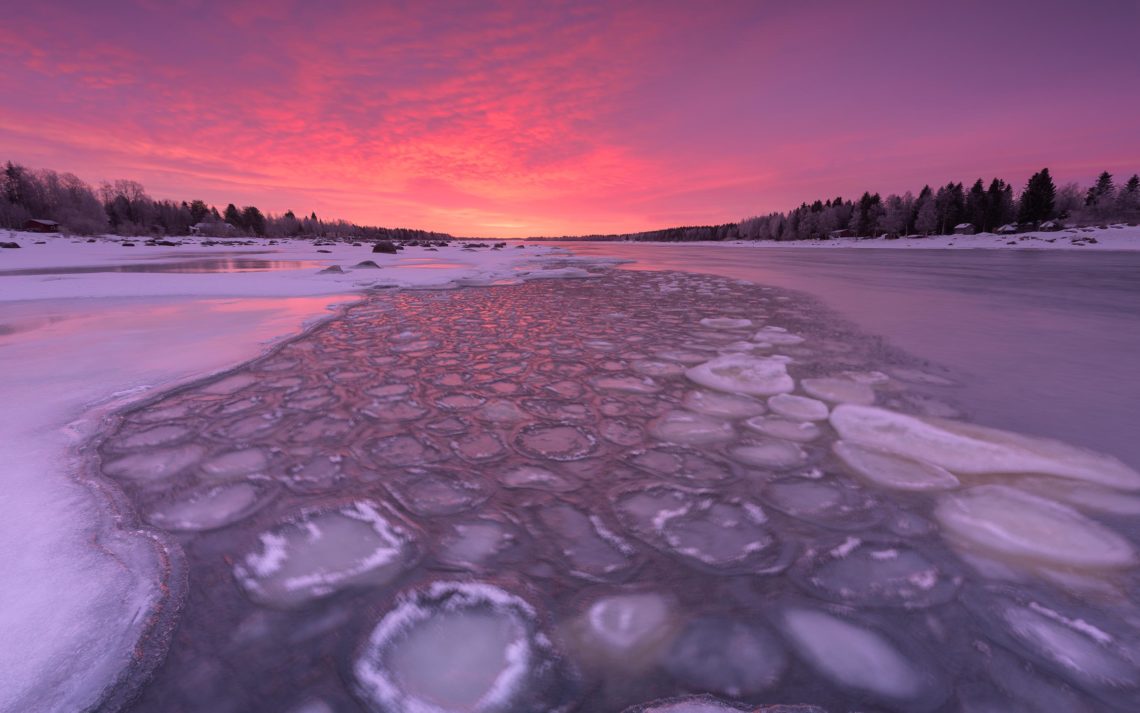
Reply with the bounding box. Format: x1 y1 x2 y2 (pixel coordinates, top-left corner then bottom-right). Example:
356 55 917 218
1 0 1138 238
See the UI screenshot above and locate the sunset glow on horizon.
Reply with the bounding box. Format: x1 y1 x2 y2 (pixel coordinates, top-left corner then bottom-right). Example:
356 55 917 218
2 0 1138 237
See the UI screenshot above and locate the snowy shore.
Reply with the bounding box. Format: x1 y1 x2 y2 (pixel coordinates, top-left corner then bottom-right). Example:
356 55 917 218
617 223 1140 251
0 234 586 712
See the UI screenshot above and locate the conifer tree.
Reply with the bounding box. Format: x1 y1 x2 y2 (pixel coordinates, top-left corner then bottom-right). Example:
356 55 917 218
1018 169 1055 224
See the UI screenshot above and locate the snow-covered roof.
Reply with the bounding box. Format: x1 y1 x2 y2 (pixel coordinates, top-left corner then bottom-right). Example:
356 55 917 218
954 223 973 229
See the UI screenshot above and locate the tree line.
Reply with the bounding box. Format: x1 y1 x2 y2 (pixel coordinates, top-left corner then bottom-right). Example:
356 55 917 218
0 161 453 241
739 168 1140 242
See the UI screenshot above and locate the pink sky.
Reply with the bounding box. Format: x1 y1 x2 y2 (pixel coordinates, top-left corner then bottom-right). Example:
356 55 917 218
2 0 1138 237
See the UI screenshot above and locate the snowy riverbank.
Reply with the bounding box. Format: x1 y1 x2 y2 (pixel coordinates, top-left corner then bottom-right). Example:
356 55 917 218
0 234 595 712
622 224 1140 251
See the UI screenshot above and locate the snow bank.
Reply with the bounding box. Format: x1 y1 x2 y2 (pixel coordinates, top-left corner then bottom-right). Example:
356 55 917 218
0 233 580 712
619 224 1140 251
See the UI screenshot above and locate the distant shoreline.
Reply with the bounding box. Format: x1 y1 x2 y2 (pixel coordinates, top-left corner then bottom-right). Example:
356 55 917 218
542 224 1140 251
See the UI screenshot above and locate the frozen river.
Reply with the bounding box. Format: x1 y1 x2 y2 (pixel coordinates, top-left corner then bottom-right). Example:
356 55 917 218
5 238 1140 713
558 243 1140 471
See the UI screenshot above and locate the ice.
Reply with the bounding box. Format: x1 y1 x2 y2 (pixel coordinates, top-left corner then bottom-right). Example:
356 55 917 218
600 418 644 446
777 607 931 703
1009 476 1140 515
200 447 269 479
234 501 419 608
580 592 674 657
436 519 521 571
801 377 874 405
791 537 960 608
743 416 820 442
831 405 1140 489
353 581 568 713
753 326 805 345
366 434 446 466
682 389 767 418
451 431 507 461
621 696 773 713
521 398 593 422
763 478 882 530
615 486 786 573
145 481 271 531
631 359 686 377
729 438 806 469
699 317 753 329
285 456 344 493
497 464 581 492
767 394 828 421
993 600 1140 690
515 423 598 461
627 446 733 484
664 617 787 696
473 399 528 424
102 443 205 483
833 441 960 491
113 424 192 449
685 354 794 396
385 468 491 516
535 503 635 580
592 375 662 394
436 392 487 410
649 411 735 445
934 485 1135 569
202 372 259 395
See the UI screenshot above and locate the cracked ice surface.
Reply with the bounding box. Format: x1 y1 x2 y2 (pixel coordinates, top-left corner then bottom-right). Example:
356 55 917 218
79 268 1140 712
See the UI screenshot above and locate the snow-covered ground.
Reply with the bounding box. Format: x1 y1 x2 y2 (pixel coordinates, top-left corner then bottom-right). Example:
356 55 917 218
0 233 584 712
640 224 1140 250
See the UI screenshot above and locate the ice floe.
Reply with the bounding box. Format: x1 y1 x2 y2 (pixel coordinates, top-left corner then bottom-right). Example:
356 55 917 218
627 446 734 484
743 417 821 442
234 501 419 608
664 617 787 696
791 537 960 608
753 326 805 345
436 519 523 572
573 591 676 668
614 486 789 573
762 478 883 530
830 405 1140 490
976 594 1140 692
353 581 571 713
729 439 807 469
767 394 828 421
682 390 767 418
685 354 794 396
515 423 598 461
832 441 960 491
699 317 753 330
534 503 635 581
649 411 735 446
934 485 1135 569
801 377 875 405
777 607 938 704
384 468 491 517
145 481 272 531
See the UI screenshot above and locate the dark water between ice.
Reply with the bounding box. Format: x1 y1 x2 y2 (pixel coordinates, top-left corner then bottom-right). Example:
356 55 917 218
558 244 1140 471
94 268 1140 713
